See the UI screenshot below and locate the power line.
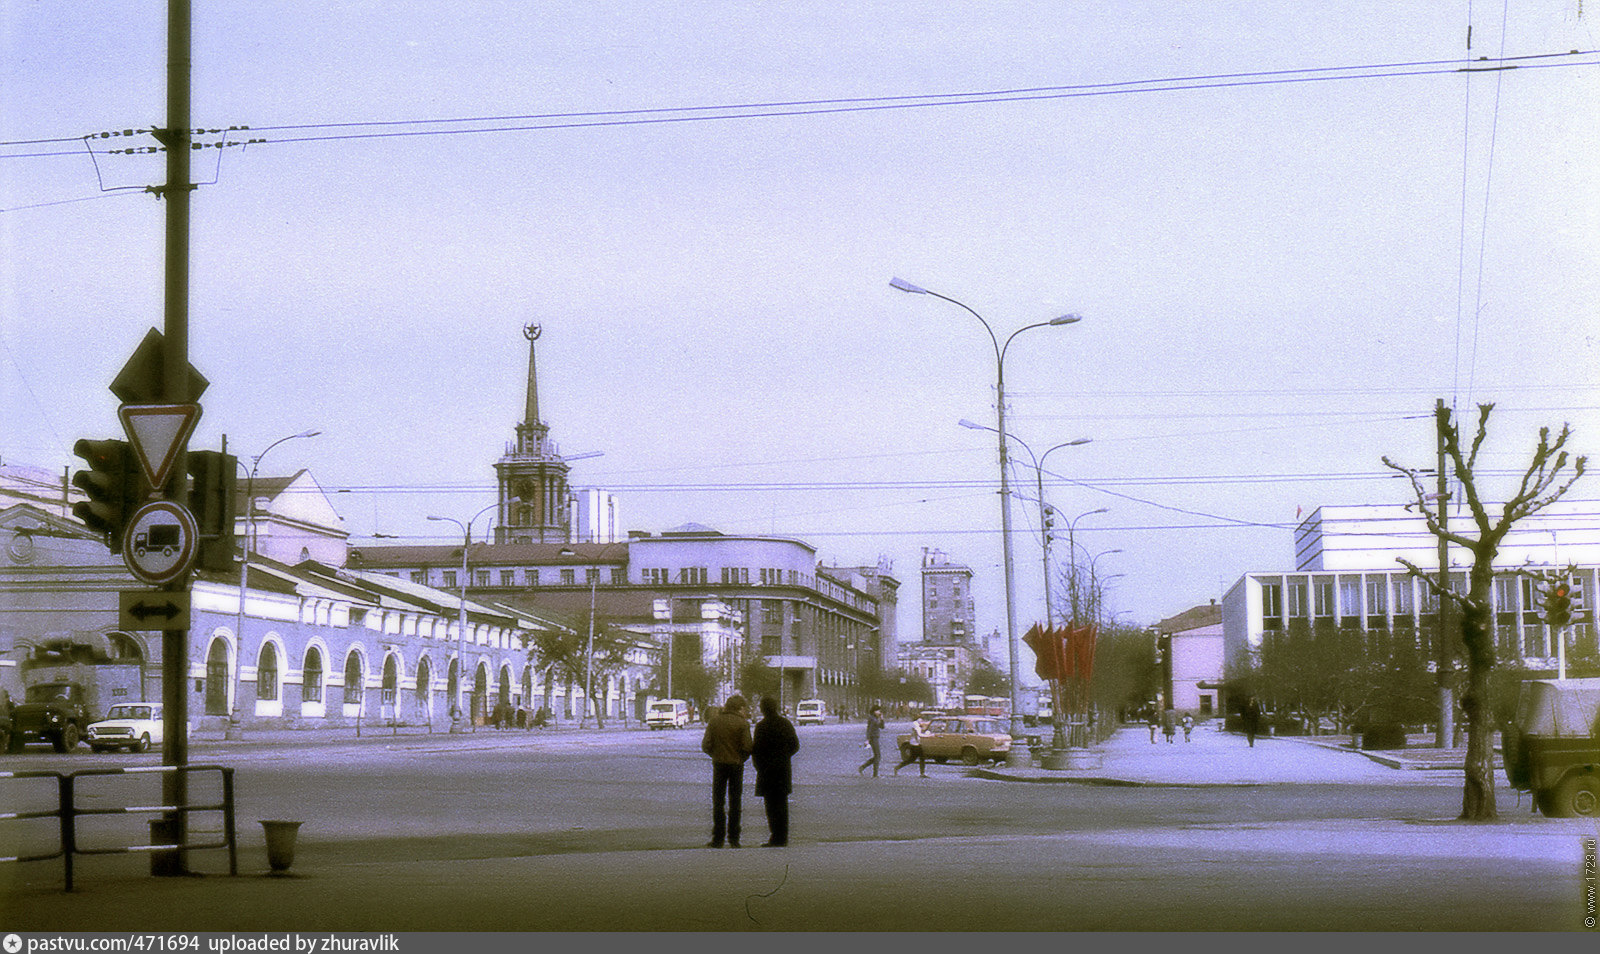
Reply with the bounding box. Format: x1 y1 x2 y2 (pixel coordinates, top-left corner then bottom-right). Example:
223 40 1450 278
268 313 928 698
3 50 1592 157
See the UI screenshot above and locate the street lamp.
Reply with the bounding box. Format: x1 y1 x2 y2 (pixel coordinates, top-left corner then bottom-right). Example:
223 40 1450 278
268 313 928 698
230 429 320 740
560 541 631 728
961 421 1091 757
428 499 508 734
1066 508 1110 623
895 277 1082 752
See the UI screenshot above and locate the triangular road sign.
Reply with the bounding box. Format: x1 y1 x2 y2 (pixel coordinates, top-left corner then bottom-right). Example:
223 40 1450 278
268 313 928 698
119 403 202 490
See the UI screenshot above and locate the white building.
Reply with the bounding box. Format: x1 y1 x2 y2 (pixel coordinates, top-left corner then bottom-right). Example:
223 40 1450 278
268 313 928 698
1224 501 1600 673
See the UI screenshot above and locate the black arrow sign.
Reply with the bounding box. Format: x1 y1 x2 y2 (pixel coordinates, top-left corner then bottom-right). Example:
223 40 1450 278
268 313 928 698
129 600 181 622
119 590 190 631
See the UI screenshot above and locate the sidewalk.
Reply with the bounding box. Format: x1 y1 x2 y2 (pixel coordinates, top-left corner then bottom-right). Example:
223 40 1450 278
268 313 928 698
977 720 1480 786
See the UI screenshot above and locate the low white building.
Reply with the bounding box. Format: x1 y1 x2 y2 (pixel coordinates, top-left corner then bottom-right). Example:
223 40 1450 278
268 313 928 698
1224 500 1599 674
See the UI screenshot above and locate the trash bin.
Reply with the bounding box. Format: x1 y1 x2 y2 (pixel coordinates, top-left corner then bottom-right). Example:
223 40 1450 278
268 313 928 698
260 820 303 875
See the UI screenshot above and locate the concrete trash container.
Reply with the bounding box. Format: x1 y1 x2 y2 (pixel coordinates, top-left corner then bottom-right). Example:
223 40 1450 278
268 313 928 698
260 820 303 874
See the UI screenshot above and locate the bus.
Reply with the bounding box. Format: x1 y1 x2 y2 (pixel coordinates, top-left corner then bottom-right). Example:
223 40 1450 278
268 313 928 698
963 694 1008 718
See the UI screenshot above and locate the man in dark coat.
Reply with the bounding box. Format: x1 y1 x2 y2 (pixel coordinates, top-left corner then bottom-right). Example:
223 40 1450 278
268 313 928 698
751 695 800 847
701 694 753 848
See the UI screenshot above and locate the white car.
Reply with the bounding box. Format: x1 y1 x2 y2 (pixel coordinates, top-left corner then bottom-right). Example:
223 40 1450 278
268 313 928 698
87 702 164 753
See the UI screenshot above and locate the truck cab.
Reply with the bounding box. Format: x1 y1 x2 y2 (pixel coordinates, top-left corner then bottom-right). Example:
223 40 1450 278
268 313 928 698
1502 677 1600 817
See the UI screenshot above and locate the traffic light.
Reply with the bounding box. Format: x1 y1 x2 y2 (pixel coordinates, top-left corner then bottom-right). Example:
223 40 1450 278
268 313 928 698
71 438 148 553
1545 581 1573 629
188 449 237 572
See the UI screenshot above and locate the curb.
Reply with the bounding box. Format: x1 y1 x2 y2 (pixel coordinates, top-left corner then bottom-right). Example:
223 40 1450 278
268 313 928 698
969 768 1267 788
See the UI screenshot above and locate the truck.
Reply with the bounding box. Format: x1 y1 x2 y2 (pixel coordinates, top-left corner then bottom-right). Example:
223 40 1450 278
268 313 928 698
1501 677 1600 818
7 681 91 753
134 523 180 557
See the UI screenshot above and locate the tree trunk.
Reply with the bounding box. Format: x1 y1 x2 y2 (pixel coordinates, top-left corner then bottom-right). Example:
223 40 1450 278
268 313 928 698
1458 577 1497 820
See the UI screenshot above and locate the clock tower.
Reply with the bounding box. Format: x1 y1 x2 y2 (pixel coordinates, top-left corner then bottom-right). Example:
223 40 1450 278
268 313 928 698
494 324 573 544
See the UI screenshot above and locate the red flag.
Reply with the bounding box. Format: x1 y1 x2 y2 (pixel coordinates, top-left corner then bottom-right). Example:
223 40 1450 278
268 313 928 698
1023 624 1066 681
1065 624 1097 682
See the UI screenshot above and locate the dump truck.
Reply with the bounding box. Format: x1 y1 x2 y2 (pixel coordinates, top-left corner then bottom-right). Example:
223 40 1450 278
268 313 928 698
1502 677 1600 818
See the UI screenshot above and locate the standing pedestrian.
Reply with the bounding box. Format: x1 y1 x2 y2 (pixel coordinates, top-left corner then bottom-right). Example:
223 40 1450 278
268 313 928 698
701 694 753 848
1147 711 1159 743
858 705 886 776
1181 713 1194 742
1242 697 1263 748
1162 708 1177 744
893 715 930 777
751 695 800 847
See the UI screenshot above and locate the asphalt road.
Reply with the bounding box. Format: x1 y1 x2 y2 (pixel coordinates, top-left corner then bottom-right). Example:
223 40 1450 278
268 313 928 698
2 723 1594 931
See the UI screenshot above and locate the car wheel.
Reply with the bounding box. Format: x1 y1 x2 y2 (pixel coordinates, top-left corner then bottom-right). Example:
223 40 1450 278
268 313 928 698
5 732 21 754
62 723 81 751
899 742 913 761
90 744 107 754
0 729 10 753
135 734 152 753
1552 773 1600 818
934 756 947 764
960 746 980 766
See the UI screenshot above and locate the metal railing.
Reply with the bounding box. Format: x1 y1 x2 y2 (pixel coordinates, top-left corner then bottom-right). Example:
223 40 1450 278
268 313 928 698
0 763 237 891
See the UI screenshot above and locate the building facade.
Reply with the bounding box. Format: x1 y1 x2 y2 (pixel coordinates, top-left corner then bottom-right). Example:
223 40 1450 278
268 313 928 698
1223 502 1600 674
920 548 975 644
0 501 581 733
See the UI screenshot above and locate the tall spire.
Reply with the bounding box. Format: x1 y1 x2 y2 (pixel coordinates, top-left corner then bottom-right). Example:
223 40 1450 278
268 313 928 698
523 322 541 430
496 322 571 544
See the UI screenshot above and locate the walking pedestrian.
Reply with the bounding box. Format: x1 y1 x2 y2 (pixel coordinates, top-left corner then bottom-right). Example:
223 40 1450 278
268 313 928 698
858 704 886 776
751 695 799 847
892 715 930 777
1162 708 1177 744
1181 713 1194 742
1147 711 1159 744
1241 697 1263 748
701 694 753 848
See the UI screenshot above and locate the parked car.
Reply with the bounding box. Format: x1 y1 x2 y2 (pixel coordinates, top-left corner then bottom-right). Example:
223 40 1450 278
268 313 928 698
646 699 690 730
795 699 827 726
898 715 1012 766
1502 677 1600 818
87 702 166 753
8 681 91 752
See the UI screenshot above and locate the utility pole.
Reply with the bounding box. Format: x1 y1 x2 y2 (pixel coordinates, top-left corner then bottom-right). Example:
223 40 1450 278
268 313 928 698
1434 399 1455 749
157 0 194 870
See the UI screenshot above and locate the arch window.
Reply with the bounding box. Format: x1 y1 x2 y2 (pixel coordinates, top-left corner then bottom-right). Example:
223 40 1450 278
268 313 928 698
257 643 279 701
205 639 230 716
303 648 324 703
344 651 363 705
382 655 399 707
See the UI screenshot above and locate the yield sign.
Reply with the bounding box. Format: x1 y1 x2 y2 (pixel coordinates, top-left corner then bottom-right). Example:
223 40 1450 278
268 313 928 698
119 403 201 490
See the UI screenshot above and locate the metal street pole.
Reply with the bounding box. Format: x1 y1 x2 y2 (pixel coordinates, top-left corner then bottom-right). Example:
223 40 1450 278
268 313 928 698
892 278 1082 755
229 430 319 740
428 500 505 734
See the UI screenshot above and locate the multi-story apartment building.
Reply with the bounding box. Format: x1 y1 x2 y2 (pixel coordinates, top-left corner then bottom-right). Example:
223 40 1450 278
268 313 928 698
1223 502 1600 673
920 548 975 644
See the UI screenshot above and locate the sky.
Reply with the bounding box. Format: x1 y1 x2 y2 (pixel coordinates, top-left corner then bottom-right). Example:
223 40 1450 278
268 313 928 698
4 1 1598 663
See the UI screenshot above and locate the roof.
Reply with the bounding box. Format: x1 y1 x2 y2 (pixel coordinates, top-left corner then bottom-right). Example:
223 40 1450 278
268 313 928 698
350 541 630 568
1157 602 1223 635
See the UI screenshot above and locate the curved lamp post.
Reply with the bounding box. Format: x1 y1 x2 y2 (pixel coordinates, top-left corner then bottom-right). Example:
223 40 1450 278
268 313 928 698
230 429 320 740
427 500 507 734
894 277 1082 752
961 420 1091 755
559 541 628 728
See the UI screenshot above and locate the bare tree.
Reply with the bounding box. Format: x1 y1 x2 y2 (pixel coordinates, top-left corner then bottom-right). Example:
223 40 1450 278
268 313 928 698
1384 403 1585 820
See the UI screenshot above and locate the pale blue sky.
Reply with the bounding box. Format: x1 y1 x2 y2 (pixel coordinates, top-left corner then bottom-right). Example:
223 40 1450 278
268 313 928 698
4 1 1597 654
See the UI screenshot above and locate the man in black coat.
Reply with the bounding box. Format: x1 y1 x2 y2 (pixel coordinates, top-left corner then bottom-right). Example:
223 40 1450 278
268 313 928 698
751 695 800 847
